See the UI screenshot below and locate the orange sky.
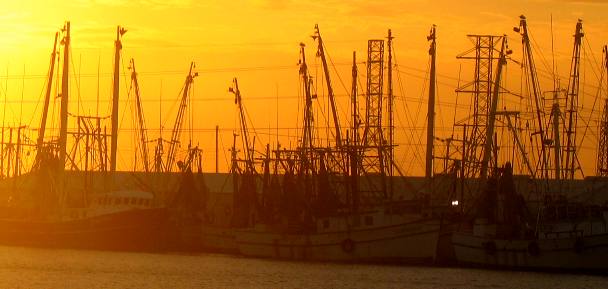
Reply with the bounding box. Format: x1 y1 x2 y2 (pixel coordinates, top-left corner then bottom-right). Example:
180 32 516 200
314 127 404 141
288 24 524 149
0 0 607 176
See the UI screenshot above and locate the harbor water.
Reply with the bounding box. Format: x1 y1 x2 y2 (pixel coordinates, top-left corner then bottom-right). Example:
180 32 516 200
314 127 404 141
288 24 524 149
0 245 605 289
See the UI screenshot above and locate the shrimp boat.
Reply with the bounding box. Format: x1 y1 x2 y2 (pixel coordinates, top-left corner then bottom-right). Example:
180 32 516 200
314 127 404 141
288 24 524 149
218 25 441 263
450 165 608 271
0 22 178 251
235 204 440 263
0 179 170 251
446 16 608 271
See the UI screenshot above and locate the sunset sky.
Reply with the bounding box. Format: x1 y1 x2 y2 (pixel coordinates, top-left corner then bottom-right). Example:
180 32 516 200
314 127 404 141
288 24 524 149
0 0 606 176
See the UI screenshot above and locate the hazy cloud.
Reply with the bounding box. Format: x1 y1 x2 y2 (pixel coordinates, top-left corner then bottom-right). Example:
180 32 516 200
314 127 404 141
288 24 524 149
75 0 195 9
557 0 608 4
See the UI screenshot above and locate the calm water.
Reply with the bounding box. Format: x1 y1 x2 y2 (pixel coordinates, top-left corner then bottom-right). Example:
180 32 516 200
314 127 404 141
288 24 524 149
0 246 605 289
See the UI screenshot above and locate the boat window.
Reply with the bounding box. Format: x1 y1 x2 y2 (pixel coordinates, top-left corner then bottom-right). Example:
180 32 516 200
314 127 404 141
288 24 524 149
115 198 120 205
131 198 137 205
365 216 373 226
353 216 361 227
138 198 144 205
323 219 330 229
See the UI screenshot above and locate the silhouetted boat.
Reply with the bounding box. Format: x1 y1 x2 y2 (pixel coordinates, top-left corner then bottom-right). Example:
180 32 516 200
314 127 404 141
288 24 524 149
0 189 170 251
235 204 440 263
0 22 179 252
450 165 608 271
205 28 443 263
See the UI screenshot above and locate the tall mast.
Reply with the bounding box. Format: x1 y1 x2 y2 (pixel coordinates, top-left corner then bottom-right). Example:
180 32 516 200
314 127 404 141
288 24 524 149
313 25 342 147
515 15 548 180
165 62 197 171
597 45 608 176
37 32 58 151
387 29 394 185
480 37 509 179
552 92 562 180
351 51 359 151
350 51 359 211
425 25 436 179
300 43 314 154
110 26 126 173
58 21 70 170
563 19 584 180
230 78 253 173
129 58 149 172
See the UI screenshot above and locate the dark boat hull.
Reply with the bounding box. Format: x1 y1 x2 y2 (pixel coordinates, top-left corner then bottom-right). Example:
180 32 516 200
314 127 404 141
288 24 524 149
0 208 170 251
451 231 608 271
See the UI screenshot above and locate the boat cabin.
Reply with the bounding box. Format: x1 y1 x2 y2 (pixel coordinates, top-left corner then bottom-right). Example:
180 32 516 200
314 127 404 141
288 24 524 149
93 190 155 210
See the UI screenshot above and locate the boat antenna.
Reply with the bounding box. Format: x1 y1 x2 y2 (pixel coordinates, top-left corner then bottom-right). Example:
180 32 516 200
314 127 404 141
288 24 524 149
551 14 557 92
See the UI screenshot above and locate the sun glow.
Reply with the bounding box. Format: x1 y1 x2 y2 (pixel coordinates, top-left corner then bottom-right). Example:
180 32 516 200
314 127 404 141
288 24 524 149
0 1 606 175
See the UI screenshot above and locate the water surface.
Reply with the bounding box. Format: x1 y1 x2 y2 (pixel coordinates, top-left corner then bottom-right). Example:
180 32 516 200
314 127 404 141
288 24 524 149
0 246 605 288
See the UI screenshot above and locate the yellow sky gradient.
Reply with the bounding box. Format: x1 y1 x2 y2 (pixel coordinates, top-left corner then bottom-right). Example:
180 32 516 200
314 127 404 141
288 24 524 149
0 0 607 176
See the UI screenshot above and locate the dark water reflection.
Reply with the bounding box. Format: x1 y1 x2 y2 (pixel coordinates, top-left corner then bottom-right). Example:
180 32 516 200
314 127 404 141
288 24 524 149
0 246 605 288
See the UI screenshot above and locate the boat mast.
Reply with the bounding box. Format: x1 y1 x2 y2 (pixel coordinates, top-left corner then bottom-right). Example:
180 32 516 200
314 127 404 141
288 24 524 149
229 78 253 173
37 32 58 152
299 43 315 174
425 25 436 179
350 51 359 211
480 37 509 179
129 58 150 172
387 29 394 193
516 15 549 180
58 21 70 171
563 20 584 180
110 26 126 173
597 45 608 176
552 92 562 181
313 25 342 147
165 62 197 172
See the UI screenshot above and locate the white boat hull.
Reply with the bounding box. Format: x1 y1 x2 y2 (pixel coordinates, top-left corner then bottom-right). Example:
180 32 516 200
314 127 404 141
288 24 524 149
236 218 440 263
200 226 238 253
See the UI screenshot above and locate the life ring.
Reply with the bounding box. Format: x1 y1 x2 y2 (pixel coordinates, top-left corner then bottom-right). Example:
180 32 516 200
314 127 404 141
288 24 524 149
574 237 584 254
206 212 215 225
527 241 540 256
482 241 497 255
341 238 355 253
224 206 232 217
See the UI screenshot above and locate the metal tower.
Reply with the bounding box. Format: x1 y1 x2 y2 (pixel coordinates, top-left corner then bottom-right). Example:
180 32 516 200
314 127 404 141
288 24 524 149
361 39 387 196
362 39 385 166
456 35 504 178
